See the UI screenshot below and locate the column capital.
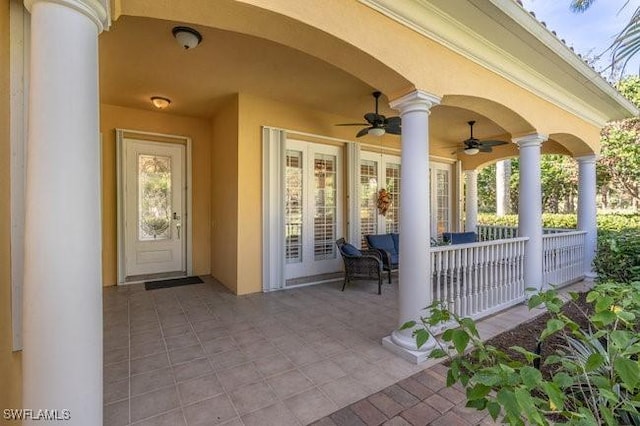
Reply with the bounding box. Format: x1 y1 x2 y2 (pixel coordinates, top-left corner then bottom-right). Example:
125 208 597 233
24 0 109 32
389 90 441 115
463 169 478 175
513 133 548 148
575 154 598 164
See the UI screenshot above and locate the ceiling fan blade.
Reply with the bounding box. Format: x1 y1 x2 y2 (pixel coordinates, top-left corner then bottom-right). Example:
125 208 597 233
385 126 401 135
480 140 508 147
356 127 371 138
479 146 493 152
385 116 401 126
335 123 370 126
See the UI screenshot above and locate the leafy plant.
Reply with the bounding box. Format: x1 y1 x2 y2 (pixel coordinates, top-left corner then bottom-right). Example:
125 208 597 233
594 231 640 283
404 282 640 425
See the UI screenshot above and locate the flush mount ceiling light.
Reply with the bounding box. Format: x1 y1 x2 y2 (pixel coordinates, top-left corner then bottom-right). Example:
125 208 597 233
172 26 202 50
151 96 171 109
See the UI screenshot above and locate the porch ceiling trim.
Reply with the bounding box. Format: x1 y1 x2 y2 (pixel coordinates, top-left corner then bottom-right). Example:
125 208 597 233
359 0 639 127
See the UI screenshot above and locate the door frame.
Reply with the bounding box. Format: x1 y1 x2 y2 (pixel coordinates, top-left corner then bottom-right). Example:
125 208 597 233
116 129 193 285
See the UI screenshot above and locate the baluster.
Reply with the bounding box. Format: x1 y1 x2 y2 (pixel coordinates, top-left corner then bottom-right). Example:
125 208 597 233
459 247 467 317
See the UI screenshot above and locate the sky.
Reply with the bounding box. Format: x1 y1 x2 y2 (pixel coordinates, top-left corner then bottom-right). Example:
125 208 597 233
520 0 640 78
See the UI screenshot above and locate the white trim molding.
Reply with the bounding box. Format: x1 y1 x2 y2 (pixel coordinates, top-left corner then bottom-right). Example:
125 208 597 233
116 129 193 284
262 127 287 292
9 0 30 352
359 0 638 125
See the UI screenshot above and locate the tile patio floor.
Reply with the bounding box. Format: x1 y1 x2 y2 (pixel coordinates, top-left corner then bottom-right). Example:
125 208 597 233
103 275 592 426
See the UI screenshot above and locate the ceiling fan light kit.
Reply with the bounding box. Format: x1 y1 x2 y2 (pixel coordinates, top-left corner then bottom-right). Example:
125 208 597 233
335 91 401 137
457 120 508 155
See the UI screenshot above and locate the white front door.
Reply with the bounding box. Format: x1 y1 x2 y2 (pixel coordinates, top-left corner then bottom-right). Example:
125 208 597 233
285 140 343 280
123 139 186 277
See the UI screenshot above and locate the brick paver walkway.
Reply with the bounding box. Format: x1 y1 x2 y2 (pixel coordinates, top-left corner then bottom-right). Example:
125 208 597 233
311 362 495 426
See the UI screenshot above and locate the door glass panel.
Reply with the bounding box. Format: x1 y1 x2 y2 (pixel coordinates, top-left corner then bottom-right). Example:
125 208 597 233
385 163 401 233
436 169 450 234
285 150 303 264
360 160 378 247
138 154 172 241
314 154 337 260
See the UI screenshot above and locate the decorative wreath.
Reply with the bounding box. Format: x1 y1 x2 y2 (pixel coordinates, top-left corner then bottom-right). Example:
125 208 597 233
377 188 392 216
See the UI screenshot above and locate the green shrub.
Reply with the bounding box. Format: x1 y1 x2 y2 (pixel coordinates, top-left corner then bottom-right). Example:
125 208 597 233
594 230 640 283
405 282 640 425
477 213 640 232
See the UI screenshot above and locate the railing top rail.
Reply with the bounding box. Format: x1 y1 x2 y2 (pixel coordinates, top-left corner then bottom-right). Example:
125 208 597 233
542 230 588 239
430 236 529 252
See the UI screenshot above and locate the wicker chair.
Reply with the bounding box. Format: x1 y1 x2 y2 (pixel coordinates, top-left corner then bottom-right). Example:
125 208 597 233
336 238 385 295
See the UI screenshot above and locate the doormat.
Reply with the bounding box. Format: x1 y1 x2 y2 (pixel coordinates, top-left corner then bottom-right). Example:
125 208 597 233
144 276 204 291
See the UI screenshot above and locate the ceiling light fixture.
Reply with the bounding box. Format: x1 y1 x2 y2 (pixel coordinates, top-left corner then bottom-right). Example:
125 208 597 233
172 26 203 50
464 147 480 155
151 96 171 109
368 127 386 137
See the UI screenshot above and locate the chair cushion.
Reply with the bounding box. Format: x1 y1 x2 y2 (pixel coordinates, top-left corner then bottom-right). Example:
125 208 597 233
366 234 397 255
391 233 400 253
341 243 362 257
443 232 477 244
390 253 399 266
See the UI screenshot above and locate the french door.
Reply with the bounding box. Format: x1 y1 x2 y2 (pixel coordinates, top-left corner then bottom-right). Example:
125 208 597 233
359 152 401 247
284 140 343 280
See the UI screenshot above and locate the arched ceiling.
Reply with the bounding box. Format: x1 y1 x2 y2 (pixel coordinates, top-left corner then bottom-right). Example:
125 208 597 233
99 16 398 119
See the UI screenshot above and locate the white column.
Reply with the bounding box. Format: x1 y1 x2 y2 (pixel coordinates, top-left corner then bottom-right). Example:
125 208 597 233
514 134 547 292
576 154 597 277
382 90 440 364
496 159 511 216
22 1 108 424
464 169 478 232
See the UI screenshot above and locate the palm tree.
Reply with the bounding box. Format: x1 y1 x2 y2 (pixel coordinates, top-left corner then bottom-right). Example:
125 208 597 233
570 0 640 73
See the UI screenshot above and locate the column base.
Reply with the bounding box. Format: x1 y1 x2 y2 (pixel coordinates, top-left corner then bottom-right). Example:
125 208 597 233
382 334 436 365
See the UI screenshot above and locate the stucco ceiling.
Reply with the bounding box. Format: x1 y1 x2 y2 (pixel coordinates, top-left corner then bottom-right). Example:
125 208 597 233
99 16 518 152
99 16 383 119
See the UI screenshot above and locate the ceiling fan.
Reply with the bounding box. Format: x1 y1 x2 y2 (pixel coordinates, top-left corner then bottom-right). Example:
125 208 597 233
455 120 508 155
336 91 401 137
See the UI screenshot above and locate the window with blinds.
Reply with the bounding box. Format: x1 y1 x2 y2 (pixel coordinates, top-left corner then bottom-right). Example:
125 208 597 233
385 163 401 234
436 168 450 234
360 160 378 247
285 150 303 264
313 154 337 260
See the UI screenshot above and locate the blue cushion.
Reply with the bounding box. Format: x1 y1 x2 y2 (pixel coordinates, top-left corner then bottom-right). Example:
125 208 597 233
443 232 477 244
366 234 397 255
341 243 362 257
391 233 400 253
390 253 399 266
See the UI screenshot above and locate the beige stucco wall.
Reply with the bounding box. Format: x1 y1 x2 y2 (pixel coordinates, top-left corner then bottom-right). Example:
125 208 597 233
210 96 239 293
0 0 22 413
100 104 212 286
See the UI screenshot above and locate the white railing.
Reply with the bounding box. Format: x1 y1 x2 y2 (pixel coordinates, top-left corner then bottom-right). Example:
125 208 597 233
430 237 528 321
477 224 575 241
477 224 518 241
542 231 587 288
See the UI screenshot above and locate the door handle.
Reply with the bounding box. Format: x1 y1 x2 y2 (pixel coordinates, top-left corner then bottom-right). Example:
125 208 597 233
173 212 181 239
